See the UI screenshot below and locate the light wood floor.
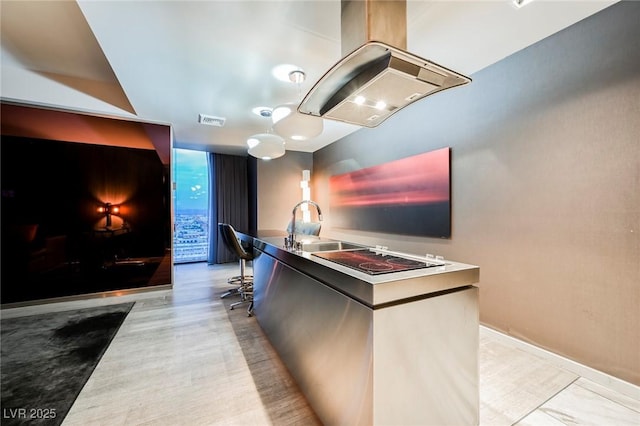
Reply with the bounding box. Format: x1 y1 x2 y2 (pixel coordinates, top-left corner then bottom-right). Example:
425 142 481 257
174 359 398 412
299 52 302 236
3 262 639 425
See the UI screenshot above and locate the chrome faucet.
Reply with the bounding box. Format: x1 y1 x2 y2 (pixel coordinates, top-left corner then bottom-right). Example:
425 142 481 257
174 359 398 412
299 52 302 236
288 200 323 248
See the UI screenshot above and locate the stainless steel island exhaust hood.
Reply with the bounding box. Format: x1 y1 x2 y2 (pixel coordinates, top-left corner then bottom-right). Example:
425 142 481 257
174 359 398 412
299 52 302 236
298 0 471 128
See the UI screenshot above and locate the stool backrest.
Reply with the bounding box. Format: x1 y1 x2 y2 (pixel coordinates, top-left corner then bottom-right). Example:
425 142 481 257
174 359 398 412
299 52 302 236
218 223 252 260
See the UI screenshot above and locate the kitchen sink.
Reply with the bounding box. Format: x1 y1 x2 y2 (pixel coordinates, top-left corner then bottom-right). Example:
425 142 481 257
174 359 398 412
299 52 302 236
300 241 364 252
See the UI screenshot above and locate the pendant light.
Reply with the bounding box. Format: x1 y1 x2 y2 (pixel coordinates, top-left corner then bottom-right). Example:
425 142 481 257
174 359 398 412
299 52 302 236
272 70 323 141
247 109 286 160
247 133 285 160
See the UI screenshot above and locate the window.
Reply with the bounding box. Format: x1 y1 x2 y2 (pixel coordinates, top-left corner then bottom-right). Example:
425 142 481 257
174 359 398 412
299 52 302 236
173 149 209 263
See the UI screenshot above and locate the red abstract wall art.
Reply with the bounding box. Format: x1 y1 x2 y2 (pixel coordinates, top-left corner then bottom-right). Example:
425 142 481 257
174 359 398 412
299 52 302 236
329 147 451 238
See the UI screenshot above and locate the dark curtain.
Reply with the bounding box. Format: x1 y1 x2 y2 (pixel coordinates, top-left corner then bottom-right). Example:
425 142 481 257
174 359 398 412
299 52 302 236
247 156 258 237
207 153 249 264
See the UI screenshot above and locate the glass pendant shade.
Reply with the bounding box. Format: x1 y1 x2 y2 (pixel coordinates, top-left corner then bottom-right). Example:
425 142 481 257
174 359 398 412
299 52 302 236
272 103 323 141
247 133 285 160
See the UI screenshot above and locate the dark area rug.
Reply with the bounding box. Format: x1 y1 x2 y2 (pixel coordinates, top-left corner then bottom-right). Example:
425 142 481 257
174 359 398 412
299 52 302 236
1 302 134 425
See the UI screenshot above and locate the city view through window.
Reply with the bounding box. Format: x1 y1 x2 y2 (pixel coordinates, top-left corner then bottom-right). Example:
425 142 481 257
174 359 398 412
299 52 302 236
173 149 209 263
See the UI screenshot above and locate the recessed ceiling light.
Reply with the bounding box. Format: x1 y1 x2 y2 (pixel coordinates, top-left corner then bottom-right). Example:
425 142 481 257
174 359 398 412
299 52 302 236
354 96 366 105
251 106 273 117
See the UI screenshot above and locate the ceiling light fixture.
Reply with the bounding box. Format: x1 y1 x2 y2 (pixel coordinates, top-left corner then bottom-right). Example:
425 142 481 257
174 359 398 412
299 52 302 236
251 106 273 117
272 70 323 141
247 133 285 160
247 112 285 160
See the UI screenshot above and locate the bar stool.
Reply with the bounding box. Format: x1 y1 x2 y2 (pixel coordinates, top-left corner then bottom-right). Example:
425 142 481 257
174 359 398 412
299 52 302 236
218 223 254 316
218 223 243 298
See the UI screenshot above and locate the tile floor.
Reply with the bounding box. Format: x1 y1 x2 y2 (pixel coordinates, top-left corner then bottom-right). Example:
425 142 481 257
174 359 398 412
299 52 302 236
2 262 639 425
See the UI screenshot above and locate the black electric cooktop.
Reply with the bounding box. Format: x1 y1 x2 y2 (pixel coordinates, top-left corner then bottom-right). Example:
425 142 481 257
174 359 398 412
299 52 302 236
313 249 440 275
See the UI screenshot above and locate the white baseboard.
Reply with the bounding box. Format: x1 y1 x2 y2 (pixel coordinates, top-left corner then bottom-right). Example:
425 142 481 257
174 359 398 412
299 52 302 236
480 325 640 401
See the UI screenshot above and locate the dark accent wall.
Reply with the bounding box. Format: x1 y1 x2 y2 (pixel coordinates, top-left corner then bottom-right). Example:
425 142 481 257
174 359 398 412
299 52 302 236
1 136 171 304
313 2 639 385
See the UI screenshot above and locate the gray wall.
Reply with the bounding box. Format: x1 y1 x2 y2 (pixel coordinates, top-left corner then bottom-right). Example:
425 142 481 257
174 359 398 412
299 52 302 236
312 1 639 385
257 150 314 233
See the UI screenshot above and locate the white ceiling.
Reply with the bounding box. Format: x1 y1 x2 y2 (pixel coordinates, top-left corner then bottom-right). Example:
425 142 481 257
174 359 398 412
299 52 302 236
0 0 617 156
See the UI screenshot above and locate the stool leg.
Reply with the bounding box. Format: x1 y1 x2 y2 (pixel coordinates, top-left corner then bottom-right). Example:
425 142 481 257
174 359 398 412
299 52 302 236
228 257 254 314
221 258 246 298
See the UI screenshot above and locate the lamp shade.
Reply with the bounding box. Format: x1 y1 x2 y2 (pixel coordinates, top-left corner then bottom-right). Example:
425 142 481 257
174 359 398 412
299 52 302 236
272 103 323 141
247 133 286 160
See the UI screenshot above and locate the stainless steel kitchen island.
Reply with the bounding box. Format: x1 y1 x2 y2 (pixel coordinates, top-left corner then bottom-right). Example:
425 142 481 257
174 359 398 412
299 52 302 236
251 235 480 426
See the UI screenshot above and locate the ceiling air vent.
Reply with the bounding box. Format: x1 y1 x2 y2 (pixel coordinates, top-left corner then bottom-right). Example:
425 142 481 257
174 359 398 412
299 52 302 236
198 114 226 127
